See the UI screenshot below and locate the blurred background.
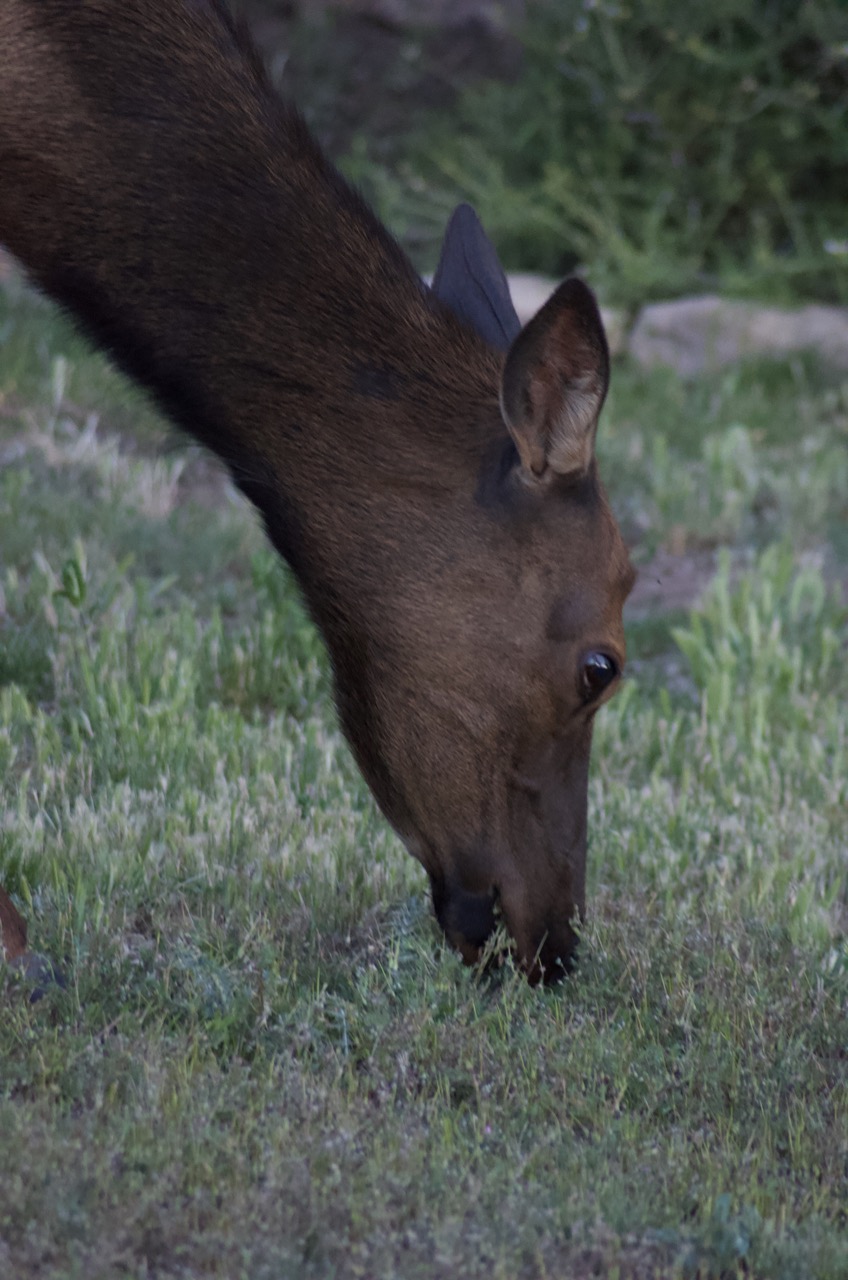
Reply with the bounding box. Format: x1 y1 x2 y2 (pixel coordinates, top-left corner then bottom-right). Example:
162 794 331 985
234 0 848 306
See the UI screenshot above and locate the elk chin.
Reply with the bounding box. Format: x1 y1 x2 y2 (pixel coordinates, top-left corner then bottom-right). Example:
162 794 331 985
429 878 579 984
495 869 584 986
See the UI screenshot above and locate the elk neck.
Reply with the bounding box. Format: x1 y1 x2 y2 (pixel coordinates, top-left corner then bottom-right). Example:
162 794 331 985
0 2 503 598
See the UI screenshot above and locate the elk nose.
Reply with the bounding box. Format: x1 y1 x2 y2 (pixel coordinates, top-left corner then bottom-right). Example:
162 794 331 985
431 879 498 965
499 895 581 986
431 878 580 983
522 926 580 986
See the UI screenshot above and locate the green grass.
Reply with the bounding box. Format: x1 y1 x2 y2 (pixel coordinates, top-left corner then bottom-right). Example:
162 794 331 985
604 356 848 557
1 277 846 1278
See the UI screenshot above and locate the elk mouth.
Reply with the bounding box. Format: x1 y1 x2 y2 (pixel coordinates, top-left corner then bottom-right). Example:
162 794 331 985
430 877 578 985
525 932 577 986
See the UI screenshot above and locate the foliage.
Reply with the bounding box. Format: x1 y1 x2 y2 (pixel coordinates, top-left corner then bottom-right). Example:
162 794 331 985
359 0 848 305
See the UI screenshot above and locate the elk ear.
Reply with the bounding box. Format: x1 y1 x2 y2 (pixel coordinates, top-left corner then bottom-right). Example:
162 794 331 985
500 278 609 479
431 203 521 353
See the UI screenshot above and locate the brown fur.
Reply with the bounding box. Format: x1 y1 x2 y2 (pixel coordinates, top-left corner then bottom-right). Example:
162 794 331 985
0 0 634 984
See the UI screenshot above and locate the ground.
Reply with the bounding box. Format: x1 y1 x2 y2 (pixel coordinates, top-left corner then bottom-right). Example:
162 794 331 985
0 259 846 1277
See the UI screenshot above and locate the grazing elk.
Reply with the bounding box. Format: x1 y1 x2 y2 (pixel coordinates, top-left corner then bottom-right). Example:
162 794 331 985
0 0 634 985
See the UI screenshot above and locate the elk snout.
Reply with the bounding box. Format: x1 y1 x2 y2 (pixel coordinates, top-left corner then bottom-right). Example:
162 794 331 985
431 875 580 984
431 877 498 966
515 918 581 986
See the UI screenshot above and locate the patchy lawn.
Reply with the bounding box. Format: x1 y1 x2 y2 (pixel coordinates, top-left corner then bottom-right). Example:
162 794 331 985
1 274 846 1279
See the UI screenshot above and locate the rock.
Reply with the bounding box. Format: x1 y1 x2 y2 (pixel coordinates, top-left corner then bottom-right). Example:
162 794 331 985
291 0 525 28
625 547 716 617
602 309 628 359
507 272 556 324
6 950 65 1002
629 295 848 376
247 0 523 163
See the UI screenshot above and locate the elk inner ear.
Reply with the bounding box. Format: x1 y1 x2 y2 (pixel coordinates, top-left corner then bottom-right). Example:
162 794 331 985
500 277 609 479
430 203 521 352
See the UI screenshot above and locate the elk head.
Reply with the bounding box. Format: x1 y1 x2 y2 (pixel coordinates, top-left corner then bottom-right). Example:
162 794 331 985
320 207 635 984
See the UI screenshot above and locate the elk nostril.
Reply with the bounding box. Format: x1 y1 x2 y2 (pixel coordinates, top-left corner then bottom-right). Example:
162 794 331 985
431 878 498 955
454 887 498 950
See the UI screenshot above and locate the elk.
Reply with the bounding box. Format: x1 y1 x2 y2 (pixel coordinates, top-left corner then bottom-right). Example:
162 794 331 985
0 0 634 986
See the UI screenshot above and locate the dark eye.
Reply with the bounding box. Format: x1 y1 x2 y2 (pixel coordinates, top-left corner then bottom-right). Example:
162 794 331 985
581 651 618 701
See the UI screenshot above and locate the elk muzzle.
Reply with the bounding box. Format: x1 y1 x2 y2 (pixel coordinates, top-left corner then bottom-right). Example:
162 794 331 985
431 860 585 986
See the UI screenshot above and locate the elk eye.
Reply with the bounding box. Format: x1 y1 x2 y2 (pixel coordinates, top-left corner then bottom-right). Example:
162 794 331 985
581 651 618 701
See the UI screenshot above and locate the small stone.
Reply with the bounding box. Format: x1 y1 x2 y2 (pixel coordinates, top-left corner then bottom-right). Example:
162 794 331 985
629 295 848 376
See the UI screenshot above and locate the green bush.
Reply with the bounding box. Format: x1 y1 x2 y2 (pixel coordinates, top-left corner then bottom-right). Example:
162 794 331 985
366 0 848 305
